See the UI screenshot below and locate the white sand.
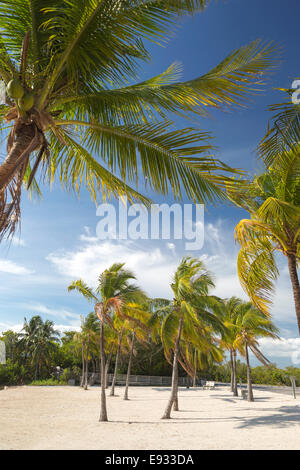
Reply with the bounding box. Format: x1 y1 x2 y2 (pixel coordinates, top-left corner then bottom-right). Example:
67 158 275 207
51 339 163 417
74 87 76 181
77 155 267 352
0 385 299 450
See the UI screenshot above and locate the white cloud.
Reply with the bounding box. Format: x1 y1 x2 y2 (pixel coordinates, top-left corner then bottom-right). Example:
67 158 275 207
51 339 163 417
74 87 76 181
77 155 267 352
0 322 23 334
0 321 80 335
23 303 81 323
258 337 300 366
0 259 34 275
47 238 177 299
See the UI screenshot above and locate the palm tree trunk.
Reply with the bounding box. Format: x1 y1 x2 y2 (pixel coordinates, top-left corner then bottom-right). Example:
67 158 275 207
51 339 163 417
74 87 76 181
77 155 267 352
80 344 85 387
105 349 113 389
233 350 238 397
84 336 90 390
0 123 37 190
99 323 108 422
162 316 183 420
84 357 88 389
230 350 234 392
124 332 135 401
110 333 122 397
287 253 300 335
193 372 197 387
173 372 179 411
245 340 254 402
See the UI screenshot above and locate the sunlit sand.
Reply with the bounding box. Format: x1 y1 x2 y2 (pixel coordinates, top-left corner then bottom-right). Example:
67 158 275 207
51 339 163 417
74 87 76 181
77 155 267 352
0 386 299 450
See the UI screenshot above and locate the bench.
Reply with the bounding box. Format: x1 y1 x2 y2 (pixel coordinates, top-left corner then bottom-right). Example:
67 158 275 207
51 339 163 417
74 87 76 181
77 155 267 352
203 381 215 390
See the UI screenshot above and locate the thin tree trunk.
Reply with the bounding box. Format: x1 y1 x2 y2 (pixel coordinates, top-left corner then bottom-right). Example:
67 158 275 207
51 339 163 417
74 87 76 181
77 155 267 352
80 344 85 387
162 317 183 420
193 372 197 387
0 123 37 190
105 349 113 389
173 372 179 411
245 340 254 402
124 332 135 401
230 350 234 392
84 335 90 390
99 323 108 421
287 253 300 335
110 333 122 397
233 349 238 397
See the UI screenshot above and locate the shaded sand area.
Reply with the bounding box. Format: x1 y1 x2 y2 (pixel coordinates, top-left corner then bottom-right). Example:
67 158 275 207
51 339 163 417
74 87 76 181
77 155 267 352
0 385 300 450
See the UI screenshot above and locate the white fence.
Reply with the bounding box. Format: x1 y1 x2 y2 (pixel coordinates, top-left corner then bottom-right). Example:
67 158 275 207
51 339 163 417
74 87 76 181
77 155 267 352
87 373 191 386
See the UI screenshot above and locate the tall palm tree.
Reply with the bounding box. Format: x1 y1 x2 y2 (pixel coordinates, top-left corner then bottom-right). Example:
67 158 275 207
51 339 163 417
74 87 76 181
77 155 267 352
67 262 145 421
177 334 224 388
122 301 150 400
229 153 300 332
220 297 243 396
0 0 278 238
19 315 59 380
155 257 224 419
233 301 279 402
75 313 99 389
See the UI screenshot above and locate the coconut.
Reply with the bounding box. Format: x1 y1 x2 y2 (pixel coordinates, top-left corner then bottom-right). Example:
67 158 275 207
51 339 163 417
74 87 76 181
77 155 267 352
6 79 24 99
18 92 35 112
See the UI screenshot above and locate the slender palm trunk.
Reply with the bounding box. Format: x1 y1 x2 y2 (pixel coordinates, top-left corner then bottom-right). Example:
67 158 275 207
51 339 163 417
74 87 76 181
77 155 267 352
173 372 179 411
162 317 183 420
0 123 37 190
84 335 90 390
99 323 108 422
193 372 197 387
110 333 122 397
245 340 254 402
124 332 135 401
80 344 85 387
230 350 234 392
105 349 113 389
287 253 300 335
232 350 238 397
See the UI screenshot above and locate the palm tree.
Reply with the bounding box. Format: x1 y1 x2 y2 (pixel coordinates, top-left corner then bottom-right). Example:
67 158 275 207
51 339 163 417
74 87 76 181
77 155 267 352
122 301 150 400
75 313 99 389
155 257 224 419
220 297 244 396
0 1 278 239
19 315 59 380
233 301 279 402
108 318 125 397
178 334 224 388
229 153 300 332
67 262 145 421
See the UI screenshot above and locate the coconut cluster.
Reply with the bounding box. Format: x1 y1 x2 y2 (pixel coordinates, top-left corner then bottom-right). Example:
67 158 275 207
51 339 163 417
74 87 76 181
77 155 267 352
6 79 35 112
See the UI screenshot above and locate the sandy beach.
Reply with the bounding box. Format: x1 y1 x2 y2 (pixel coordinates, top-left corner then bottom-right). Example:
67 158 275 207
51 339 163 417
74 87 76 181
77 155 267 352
0 385 299 450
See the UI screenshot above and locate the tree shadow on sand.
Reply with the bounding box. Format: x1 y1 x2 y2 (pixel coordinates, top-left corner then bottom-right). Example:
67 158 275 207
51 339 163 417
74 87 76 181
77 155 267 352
237 405 300 429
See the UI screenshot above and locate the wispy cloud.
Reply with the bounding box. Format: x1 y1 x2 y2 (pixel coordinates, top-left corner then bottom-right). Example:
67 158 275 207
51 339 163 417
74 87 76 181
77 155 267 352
0 259 34 275
47 237 178 299
22 303 81 323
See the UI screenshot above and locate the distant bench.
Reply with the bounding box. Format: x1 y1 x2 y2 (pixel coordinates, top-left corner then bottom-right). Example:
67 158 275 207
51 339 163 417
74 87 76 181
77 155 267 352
203 381 216 390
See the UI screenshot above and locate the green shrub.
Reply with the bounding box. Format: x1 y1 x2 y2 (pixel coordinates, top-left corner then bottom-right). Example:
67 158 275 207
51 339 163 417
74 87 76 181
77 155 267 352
29 378 67 386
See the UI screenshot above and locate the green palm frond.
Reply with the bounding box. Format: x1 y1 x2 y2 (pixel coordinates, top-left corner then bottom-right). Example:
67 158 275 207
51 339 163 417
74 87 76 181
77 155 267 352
47 130 152 206
237 239 278 315
55 119 239 204
67 279 99 303
258 95 300 166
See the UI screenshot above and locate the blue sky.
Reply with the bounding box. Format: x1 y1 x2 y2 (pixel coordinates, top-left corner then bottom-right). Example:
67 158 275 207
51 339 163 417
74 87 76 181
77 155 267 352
1 0 300 367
